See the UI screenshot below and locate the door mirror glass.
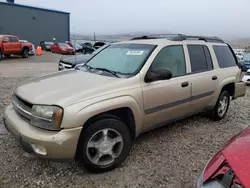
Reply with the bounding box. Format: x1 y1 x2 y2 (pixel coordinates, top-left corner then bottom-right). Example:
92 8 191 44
145 69 172 82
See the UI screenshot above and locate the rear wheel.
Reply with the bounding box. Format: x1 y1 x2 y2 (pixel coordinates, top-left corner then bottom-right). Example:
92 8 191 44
22 48 29 58
208 90 230 121
78 118 132 173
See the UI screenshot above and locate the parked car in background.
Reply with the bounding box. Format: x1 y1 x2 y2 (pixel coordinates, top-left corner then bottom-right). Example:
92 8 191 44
235 52 244 61
58 44 110 71
241 52 250 71
3 34 246 173
66 41 84 52
242 69 250 85
50 42 75 55
79 43 96 54
40 41 54 51
0 35 32 60
196 125 250 188
20 40 35 55
93 41 106 49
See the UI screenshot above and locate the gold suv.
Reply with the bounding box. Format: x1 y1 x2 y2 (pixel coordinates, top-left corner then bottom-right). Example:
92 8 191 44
3 34 246 172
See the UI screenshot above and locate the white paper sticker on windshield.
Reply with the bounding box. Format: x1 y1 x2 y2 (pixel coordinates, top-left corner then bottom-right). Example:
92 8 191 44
126 50 144 55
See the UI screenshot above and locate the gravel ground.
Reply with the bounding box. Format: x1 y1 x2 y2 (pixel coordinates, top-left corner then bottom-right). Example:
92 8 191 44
0 60 250 188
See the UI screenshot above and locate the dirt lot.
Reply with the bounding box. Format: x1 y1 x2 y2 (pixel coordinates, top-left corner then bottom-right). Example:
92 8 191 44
0 54 249 188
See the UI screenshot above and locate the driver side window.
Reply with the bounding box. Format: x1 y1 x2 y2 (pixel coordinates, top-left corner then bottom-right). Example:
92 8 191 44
151 45 186 77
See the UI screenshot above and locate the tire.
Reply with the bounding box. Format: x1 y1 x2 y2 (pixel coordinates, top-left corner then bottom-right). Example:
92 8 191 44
22 48 29 58
78 118 132 173
82 49 86 54
209 90 230 121
4 54 10 58
0 50 2 60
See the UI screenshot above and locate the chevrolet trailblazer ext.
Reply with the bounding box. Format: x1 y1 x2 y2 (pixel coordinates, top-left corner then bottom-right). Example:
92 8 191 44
3 34 246 173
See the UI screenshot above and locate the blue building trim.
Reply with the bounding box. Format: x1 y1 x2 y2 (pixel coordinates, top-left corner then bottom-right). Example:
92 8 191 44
0 1 70 14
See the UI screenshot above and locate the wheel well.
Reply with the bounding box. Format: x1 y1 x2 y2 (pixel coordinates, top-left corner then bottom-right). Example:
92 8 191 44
83 108 136 140
75 107 136 159
22 47 29 52
221 83 235 96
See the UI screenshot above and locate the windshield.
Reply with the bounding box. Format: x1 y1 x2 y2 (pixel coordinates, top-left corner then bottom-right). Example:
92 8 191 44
45 42 54 45
0 35 3 41
86 43 156 75
59 43 70 47
243 53 250 62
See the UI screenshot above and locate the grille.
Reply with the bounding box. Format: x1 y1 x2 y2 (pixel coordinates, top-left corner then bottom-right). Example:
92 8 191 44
12 94 33 121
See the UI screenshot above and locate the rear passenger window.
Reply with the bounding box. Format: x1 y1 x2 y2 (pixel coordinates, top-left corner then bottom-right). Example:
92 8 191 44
213 46 237 68
187 45 213 72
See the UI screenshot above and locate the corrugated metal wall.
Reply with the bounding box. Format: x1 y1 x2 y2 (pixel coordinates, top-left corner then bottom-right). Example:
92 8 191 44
0 3 70 46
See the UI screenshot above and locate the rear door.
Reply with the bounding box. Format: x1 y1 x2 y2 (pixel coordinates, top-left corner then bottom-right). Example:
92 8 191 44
186 44 219 112
2 36 11 53
9 36 21 53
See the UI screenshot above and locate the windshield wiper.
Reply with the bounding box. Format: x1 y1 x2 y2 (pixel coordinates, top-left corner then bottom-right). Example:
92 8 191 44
82 64 120 78
93 67 120 78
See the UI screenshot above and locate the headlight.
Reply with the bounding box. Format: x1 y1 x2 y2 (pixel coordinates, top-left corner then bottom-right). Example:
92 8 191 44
75 63 85 68
31 105 63 131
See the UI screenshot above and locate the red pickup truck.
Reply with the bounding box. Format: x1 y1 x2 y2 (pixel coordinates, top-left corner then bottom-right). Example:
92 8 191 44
0 35 32 60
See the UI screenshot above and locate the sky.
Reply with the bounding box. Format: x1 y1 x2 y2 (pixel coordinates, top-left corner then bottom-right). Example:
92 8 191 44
11 0 250 39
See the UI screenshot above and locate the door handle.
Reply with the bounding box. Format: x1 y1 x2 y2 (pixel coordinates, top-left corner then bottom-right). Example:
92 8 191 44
212 76 217 80
181 82 189 87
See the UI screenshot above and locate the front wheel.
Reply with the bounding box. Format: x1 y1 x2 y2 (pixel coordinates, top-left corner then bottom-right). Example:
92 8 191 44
78 118 132 173
208 91 230 121
22 48 29 58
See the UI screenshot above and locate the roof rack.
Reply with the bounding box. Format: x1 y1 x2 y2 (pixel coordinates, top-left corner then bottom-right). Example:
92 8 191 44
130 34 224 43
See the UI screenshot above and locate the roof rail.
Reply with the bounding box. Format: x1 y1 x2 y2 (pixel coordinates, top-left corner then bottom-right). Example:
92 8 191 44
130 34 224 43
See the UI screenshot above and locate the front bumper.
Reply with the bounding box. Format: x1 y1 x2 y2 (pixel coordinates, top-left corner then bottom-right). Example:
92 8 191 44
58 62 74 71
3 104 82 159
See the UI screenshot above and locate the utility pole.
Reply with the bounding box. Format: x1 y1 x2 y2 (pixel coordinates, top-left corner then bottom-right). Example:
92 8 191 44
94 32 96 43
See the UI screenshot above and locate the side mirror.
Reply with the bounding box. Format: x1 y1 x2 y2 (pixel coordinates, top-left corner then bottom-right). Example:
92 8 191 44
3 39 8 43
145 69 172 82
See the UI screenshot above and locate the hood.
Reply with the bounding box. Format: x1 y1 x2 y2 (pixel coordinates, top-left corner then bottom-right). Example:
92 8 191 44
14 70 126 107
61 54 92 64
203 126 250 187
221 126 250 187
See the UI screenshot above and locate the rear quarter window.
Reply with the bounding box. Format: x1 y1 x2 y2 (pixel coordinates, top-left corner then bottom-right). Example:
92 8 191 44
213 45 237 68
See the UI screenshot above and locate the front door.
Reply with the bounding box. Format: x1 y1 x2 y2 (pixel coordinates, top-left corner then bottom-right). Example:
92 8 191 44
142 45 192 130
9 36 21 53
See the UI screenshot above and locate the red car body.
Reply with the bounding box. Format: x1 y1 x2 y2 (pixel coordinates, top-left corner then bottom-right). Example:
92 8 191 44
50 42 75 55
197 126 250 188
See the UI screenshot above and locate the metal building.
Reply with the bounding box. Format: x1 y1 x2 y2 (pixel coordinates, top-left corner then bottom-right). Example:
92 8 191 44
0 1 70 46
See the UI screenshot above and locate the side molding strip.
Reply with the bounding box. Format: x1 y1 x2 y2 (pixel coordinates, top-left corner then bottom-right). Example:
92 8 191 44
144 90 215 114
